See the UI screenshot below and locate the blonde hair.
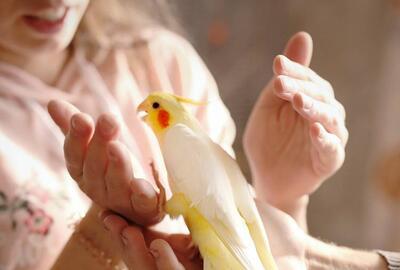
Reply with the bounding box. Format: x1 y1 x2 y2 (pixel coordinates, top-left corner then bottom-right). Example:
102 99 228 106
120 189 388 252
73 0 181 50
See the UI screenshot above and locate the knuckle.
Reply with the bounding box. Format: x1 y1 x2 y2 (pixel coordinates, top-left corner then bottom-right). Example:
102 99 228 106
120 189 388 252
321 81 334 98
325 81 333 92
335 101 346 119
329 115 340 129
63 141 82 165
66 163 82 180
342 128 349 145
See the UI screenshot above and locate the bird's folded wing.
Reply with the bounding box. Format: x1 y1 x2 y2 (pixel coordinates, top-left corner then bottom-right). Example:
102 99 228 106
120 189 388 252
212 143 277 270
162 124 264 270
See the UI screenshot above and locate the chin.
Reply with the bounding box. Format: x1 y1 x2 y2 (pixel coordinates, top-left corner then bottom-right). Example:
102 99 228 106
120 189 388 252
9 23 78 58
10 7 83 56
14 37 72 58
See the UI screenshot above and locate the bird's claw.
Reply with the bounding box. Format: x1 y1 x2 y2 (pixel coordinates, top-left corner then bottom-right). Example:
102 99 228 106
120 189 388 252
150 161 166 216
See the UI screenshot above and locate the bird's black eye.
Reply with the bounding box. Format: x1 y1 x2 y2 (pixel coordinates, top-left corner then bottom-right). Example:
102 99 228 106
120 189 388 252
152 102 160 109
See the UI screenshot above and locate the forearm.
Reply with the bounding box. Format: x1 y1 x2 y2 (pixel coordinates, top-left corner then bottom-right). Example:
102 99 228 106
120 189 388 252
51 205 124 270
305 235 387 270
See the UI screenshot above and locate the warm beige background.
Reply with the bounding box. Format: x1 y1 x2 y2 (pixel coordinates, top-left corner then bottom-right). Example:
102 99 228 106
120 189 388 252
175 0 400 250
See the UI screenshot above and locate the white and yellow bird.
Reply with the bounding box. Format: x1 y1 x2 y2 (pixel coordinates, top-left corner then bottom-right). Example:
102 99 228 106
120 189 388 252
137 92 277 270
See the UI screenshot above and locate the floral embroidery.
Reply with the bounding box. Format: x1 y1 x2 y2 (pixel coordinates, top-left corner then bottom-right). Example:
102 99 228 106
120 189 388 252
24 208 53 235
0 190 53 234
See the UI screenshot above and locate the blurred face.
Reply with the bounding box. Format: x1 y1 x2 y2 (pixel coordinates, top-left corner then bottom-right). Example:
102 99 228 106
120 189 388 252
0 0 90 58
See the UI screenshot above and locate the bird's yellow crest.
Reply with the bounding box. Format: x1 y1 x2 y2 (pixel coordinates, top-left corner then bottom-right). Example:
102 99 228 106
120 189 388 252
171 94 207 106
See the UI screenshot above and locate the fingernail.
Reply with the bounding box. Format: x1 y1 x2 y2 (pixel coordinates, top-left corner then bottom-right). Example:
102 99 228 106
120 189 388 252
131 191 157 214
280 56 290 70
150 248 159 259
102 216 111 231
100 115 116 136
72 117 86 134
121 234 129 246
98 210 107 220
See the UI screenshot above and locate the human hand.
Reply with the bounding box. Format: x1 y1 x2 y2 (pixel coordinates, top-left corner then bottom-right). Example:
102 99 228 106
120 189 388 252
100 201 307 270
48 100 164 225
101 211 202 270
243 32 348 218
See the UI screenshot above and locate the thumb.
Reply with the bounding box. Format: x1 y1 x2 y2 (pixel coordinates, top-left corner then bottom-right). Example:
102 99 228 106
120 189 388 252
283 31 313 67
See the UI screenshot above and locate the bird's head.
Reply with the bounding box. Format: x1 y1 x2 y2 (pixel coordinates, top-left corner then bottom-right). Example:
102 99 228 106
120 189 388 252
137 92 204 138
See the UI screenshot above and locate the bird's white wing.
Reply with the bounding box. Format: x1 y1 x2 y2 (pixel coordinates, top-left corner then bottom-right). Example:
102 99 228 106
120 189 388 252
161 124 264 270
212 143 277 270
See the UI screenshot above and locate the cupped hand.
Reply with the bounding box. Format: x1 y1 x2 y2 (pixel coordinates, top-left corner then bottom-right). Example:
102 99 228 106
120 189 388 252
101 211 202 270
48 100 164 225
101 201 307 270
243 32 348 213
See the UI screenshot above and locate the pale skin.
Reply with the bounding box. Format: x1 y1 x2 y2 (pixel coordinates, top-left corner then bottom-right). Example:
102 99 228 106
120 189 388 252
243 32 348 230
0 0 389 269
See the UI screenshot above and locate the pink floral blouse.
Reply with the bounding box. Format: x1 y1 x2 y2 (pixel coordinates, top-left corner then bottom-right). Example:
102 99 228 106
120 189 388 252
0 28 235 270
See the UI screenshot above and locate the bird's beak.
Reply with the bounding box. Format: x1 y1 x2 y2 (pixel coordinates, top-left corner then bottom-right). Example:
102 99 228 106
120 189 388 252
137 100 149 112
137 100 149 121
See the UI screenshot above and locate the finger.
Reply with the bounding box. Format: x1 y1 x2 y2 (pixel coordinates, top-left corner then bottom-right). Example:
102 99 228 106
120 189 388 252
105 141 160 225
150 239 185 270
143 229 193 255
103 214 156 270
98 209 114 221
83 114 119 200
274 75 334 103
48 100 80 135
143 230 202 269
273 55 330 87
130 178 161 225
310 123 345 175
333 99 346 120
64 113 94 181
283 31 313 66
104 141 133 211
292 93 348 145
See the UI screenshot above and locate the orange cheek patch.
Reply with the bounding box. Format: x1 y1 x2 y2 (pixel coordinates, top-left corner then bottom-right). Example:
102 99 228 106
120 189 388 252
157 109 170 128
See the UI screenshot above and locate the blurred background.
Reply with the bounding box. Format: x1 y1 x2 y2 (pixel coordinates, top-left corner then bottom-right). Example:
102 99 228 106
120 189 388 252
173 0 400 251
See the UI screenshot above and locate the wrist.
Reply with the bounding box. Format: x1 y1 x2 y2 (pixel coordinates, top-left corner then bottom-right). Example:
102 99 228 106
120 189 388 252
272 196 309 232
52 204 124 270
254 176 309 230
76 204 120 259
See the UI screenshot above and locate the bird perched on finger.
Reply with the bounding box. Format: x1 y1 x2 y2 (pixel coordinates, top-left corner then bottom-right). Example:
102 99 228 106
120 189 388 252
137 92 277 270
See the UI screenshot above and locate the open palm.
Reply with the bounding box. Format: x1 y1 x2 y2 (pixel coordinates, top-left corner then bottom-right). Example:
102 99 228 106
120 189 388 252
244 32 348 209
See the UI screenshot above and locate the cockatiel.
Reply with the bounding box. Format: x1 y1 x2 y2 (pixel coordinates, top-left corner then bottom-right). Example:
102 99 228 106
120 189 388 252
137 92 277 270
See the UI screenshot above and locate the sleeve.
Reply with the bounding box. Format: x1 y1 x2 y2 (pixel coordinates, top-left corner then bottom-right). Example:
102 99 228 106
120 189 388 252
377 250 400 270
130 29 236 155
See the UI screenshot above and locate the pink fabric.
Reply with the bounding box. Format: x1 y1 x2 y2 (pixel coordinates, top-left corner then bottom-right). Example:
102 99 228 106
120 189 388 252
0 29 235 270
